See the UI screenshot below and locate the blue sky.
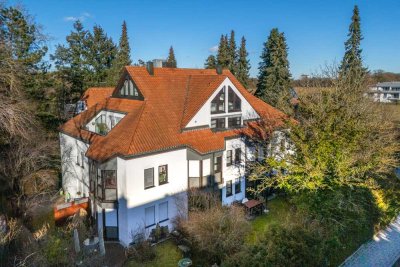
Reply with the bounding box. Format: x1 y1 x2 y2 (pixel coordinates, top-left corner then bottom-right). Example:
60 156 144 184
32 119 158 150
11 0 400 78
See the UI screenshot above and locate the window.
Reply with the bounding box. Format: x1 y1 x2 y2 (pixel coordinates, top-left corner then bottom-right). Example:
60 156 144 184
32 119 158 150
228 116 241 128
226 150 232 166
144 168 154 189
214 156 222 184
120 77 139 97
280 138 286 152
95 114 108 135
97 169 103 199
145 206 155 227
76 152 81 166
234 148 241 164
226 180 232 197
158 165 168 185
228 86 241 112
211 118 225 130
211 87 225 114
235 178 241 194
103 170 117 201
81 152 85 168
159 202 168 222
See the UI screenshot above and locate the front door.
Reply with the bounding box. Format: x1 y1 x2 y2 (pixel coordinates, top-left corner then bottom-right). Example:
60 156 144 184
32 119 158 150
103 207 118 240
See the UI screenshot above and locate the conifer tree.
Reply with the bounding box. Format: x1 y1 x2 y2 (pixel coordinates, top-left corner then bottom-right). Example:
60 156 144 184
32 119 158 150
86 25 116 85
204 55 217 69
339 5 366 87
217 34 229 68
236 36 250 88
107 21 132 84
52 20 89 99
166 46 177 68
256 28 291 111
228 30 237 74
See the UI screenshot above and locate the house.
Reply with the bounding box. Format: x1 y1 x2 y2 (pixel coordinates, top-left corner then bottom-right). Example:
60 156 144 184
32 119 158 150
59 63 289 246
368 82 400 103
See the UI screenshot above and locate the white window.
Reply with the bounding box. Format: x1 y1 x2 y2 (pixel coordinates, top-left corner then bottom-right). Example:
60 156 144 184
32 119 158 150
145 206 155 227
159 201 168 222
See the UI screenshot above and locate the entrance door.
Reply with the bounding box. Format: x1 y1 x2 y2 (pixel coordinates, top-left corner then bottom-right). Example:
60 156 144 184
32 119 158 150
103 208 118 240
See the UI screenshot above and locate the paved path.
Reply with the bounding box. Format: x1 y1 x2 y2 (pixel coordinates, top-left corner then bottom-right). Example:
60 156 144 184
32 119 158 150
341 215 400 267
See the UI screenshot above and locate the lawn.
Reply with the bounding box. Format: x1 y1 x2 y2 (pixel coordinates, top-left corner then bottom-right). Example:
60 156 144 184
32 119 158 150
246 197 291 244
125 239 183 267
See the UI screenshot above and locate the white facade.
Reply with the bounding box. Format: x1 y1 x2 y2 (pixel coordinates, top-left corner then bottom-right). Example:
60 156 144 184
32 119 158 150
368 82 400 103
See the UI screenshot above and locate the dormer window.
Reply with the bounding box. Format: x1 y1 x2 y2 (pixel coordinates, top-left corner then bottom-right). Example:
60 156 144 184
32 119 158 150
228 86 241 112
211 86 225 114
119 77 138 97
88 110 125 135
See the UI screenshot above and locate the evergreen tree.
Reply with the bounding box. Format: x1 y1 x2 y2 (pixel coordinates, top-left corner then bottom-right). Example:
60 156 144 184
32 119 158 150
236 36 251 88
339 5 366 86
166 46 177 68
86 25 116 85
107 21 132 84
204 55 217 69
217 34 229 68
52 20 89 101
228 30 237 74
256 28 291 112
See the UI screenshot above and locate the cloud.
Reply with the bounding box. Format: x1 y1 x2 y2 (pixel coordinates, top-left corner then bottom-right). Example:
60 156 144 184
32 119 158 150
209 45 218 53
64 12 92 22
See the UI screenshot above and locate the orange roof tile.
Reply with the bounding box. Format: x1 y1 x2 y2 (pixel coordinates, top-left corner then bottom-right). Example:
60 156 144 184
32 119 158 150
60 67 288 162
82 87 114 108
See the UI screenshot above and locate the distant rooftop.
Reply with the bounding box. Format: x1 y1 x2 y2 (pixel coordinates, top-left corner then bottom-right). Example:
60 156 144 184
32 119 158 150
376 81 400 87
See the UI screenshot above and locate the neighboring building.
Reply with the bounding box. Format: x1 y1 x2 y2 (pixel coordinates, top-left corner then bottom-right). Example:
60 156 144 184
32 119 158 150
59 64 290 246
368 82 400 103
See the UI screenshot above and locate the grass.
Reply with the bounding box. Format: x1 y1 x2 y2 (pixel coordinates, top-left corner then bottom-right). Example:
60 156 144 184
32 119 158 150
125 239 183 267
246 197 291 244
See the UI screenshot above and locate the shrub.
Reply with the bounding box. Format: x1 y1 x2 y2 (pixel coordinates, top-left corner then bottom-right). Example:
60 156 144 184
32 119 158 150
42 232 72 266
182 205 250 265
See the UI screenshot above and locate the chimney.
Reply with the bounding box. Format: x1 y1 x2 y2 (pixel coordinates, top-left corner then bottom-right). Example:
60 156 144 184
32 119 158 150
146 61 154 75
216 65 222 75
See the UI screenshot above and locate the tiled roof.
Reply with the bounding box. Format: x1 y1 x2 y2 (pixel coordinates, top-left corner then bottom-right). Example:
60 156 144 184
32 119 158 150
60 67 288 162
82 87 114 108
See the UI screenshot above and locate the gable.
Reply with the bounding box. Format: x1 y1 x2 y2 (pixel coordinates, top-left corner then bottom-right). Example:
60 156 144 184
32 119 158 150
113 69 144 100
185 77 259 129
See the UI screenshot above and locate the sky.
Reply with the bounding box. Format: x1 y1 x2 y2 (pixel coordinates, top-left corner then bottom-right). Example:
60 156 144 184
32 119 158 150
10 0 400 78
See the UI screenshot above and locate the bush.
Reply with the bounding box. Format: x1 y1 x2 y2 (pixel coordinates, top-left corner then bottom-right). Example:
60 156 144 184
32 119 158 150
42 232 72 266
182 205 250 265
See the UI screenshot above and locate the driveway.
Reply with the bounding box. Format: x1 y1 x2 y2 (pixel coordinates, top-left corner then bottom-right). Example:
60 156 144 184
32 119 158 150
341 215 400 267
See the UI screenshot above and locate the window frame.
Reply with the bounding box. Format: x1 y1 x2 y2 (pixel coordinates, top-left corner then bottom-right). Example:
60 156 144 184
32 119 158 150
159 201 169 223
234 148 241 165
211 117 225 130
226 180 233 197
158 165 168 185
145 206 156 228
210 87 226 114
228 116 241 128
144 167 155 189
228 86 241 112
226 150 232 166
235 178 241 194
